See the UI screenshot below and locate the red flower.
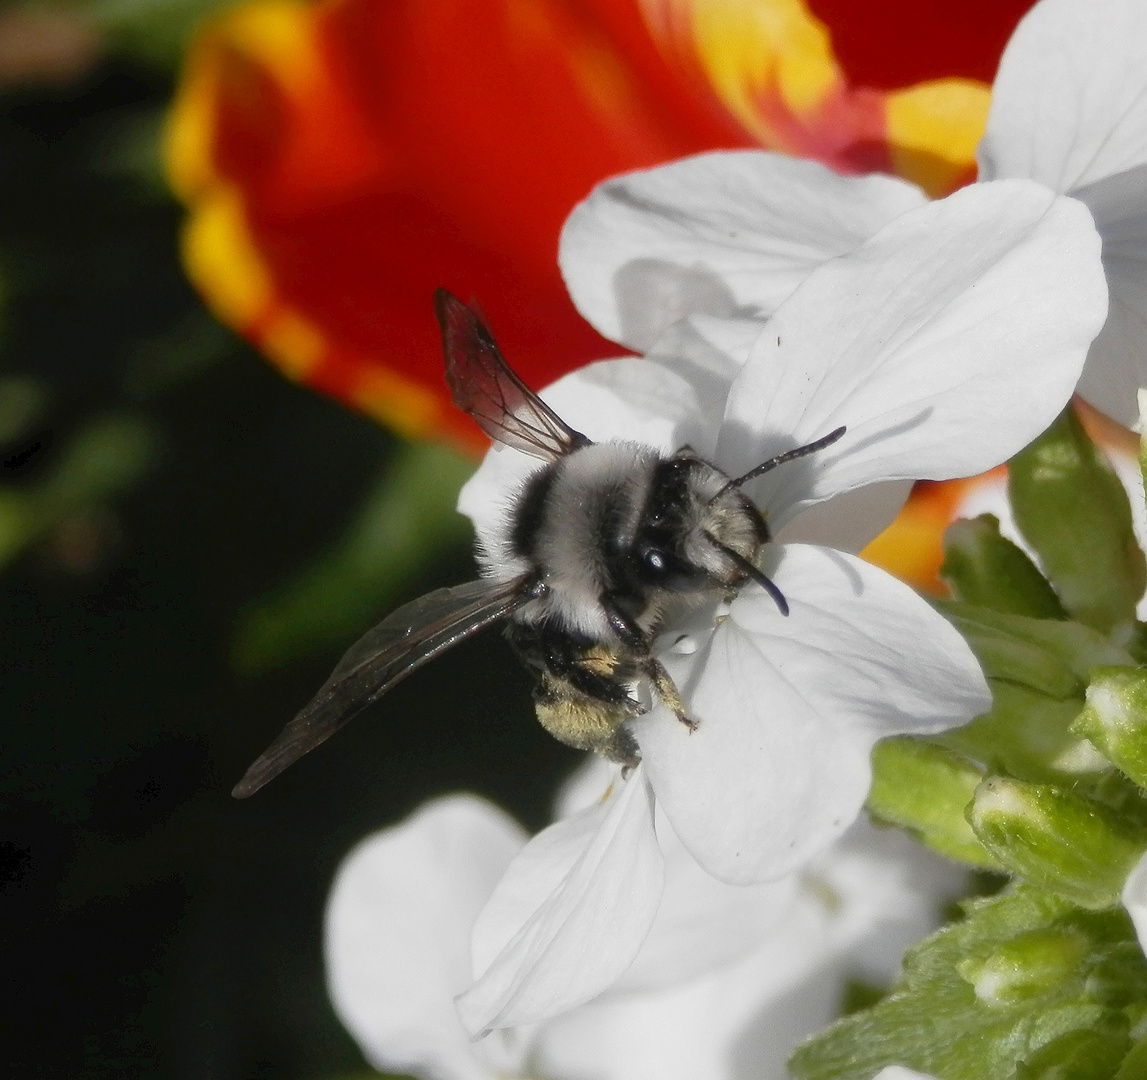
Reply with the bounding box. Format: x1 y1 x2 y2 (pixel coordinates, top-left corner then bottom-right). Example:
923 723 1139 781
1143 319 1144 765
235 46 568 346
166 0 1035 447
167 0 752 447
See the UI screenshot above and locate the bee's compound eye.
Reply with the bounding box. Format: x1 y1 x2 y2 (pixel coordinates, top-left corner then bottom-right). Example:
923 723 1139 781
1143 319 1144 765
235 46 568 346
637 545 706 591
643 548 669 575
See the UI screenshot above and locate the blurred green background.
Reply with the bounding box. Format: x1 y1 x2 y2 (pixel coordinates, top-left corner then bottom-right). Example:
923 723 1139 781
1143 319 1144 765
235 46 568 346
0 4 576 1075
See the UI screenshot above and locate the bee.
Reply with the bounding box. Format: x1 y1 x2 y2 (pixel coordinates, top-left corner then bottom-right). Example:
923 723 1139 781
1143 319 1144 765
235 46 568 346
231 290 844 798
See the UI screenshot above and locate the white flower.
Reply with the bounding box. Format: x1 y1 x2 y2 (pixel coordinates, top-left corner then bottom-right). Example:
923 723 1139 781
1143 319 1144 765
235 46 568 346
454 182 1106 1032
560 0 1145 424
325 784 965 1080
979 0 1147 425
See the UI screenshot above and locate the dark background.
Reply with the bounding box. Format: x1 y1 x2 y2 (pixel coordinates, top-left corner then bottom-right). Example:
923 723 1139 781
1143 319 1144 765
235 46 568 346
0 51 576 1079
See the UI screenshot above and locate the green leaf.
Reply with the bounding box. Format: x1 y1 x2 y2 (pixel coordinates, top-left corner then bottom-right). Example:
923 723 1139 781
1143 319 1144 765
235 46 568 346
232 442 475 673
1114 1029 1147 1080
936 603 1131 782
1124 624 1147 667
867 738 998 868
1008 408 1146 635
78 0 242 69
940 514 1066 620
788 889 1147 1080
39 411 159 511
1014 1022 1131 1080
0 488 39 566
0 410 160 570
0 375 47 444
967 778 1147 909
941 681 1107 784
937 602 1132 701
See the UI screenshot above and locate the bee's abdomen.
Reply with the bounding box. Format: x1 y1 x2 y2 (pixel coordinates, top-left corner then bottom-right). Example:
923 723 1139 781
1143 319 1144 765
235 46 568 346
506 619 639 701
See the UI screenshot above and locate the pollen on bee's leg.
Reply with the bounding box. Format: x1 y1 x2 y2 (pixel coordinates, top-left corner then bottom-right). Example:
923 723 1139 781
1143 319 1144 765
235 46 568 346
645 657 697 732
607 724 641 773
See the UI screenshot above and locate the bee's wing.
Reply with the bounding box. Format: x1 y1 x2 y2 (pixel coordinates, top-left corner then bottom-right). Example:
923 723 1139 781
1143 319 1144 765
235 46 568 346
434 288 590 461
232 576 532 797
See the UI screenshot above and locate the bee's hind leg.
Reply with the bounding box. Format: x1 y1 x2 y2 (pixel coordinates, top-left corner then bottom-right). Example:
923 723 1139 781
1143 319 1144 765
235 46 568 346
644 657 697 732
608 726 642 775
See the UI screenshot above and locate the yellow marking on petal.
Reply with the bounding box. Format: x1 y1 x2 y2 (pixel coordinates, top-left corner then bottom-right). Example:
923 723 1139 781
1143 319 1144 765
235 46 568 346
212 0 321 91
260 310 326 382
886 79 991 196
641 0 841 145
350 368 446 441
180 190 273 331
164 0 318 203
164 43 218 203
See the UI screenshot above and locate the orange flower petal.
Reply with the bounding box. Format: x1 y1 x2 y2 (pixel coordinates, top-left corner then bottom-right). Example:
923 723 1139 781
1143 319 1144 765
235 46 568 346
861 473 1004 595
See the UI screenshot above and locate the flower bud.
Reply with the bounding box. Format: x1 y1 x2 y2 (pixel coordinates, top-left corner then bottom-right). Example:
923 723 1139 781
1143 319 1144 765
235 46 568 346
967 777 1146 908
956 926 1086 1005
1072 668 1147 789
868 738 998 868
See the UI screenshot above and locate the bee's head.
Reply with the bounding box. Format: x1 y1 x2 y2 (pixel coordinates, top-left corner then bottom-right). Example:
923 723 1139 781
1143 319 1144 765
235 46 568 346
631 458 766 593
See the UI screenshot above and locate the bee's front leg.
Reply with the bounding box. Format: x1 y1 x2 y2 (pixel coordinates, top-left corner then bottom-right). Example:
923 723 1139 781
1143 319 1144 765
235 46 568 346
644 657 697 733
599 590 647 651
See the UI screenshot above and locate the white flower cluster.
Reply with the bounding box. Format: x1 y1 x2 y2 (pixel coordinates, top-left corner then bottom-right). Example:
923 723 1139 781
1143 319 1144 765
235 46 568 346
324 0 1147 1076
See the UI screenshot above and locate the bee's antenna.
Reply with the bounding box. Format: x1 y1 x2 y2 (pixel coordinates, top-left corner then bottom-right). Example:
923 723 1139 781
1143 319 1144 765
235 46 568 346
711 426 846 504
703 533 789 616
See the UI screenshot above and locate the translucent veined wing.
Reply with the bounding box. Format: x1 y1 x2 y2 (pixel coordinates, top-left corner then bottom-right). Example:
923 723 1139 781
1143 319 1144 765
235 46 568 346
232 576 534 797
434 288 590 460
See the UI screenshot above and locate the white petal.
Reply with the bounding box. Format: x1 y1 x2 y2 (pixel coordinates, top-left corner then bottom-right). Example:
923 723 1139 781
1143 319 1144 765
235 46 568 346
536 943 842 1080
537 819 962 1080
324 796 528 1080
719 181 1106 531
806 816 968 986
1073 165 1147 425
872 1070 942 1080
552 762 806 994
560 150 926 350
457 768 664 1033
1122 848 1147 953
457 357 706 553
644 314 767 449
637 545 989 884
775 479 915 554
616 807 802 993
978 0 1147 192
552 755 618 819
